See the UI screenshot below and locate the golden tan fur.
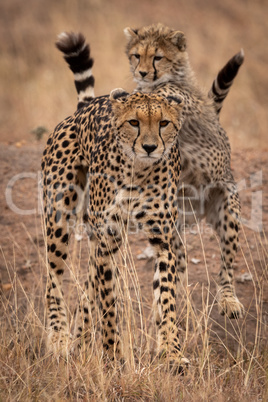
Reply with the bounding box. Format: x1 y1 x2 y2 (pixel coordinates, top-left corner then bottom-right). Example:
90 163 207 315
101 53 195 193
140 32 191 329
123 24 244 320
124 23 195 91
42 89 190 371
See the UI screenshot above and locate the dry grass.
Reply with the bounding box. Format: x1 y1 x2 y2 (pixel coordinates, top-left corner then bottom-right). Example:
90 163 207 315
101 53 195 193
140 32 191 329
0 0 267 400
0 222 267 401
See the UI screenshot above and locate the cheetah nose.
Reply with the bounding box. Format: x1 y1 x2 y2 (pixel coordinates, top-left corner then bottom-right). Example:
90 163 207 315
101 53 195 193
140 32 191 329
139 71 148 78
142 144 157 155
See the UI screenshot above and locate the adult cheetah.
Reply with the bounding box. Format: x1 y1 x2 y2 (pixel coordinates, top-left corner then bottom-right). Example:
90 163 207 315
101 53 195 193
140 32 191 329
42 88 190 370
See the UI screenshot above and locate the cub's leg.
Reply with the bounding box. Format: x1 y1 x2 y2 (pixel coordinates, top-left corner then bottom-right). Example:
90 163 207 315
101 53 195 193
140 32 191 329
206 183 244 318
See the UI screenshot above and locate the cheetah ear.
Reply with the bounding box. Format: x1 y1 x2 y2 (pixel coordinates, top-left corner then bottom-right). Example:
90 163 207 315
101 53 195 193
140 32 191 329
110 88 129 103
168 30 186 51
166 95 184 110
124 27 138 41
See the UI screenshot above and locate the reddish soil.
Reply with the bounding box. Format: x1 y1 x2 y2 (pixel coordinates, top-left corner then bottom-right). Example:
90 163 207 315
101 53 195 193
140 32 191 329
0 141 267 356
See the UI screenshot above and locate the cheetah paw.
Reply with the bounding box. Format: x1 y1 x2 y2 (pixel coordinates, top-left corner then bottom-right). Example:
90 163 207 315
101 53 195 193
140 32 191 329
218 295 245 319
47 330 72 358
70 333 92 357
158 350 190 375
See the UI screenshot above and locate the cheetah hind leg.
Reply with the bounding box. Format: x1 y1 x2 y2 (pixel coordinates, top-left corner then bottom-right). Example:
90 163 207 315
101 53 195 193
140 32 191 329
45 267 72 358
45 215 73 358
216 224 245 319
207 185 245 319
72 239 99 357
217 283 245 319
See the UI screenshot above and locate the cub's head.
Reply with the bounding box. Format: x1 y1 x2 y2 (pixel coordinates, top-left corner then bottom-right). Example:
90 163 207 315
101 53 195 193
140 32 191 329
124 23 190 87
110 89 184 164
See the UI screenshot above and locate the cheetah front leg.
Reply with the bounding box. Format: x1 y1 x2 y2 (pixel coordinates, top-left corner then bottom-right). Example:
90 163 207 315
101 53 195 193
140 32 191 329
171 227 187 286
150 237 189 372
95 238 123 363
207 184 244 318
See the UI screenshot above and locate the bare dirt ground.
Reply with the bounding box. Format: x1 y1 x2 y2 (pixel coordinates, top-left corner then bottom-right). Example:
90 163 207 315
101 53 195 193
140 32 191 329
0 140 267 359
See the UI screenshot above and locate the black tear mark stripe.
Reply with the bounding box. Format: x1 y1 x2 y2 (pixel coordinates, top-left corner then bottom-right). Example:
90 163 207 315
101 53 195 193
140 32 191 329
132 127 140 154
158 128 166 154
152 55 158 81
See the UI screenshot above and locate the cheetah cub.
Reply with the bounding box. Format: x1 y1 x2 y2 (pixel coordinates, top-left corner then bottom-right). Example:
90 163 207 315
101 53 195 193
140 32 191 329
123 23 245 319
57 27 245 320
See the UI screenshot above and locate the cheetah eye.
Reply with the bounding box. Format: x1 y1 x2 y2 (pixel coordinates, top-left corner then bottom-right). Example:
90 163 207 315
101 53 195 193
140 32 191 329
154 56 163 61
160 120 169 127
129 119 139 127
133 54 140 60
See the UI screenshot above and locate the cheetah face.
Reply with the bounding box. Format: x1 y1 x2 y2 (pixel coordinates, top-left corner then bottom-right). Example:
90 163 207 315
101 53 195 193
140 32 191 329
124 23 187 87
110 89 184 164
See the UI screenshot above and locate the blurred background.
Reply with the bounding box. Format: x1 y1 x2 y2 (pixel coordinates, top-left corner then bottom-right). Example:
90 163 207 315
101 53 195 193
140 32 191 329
0 0 267 149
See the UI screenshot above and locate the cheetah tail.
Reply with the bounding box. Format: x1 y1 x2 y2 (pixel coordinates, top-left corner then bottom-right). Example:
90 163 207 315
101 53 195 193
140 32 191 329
208 49 244 115
56 32 95 109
